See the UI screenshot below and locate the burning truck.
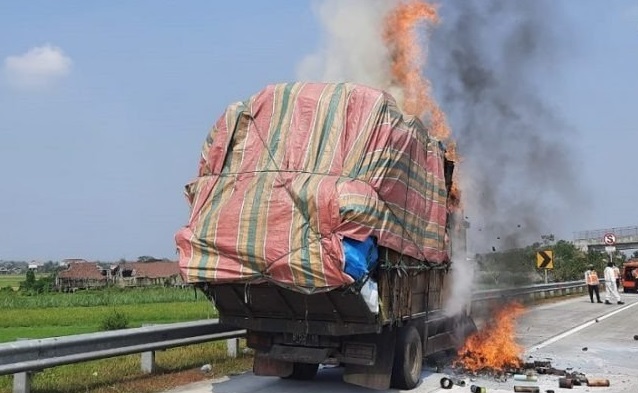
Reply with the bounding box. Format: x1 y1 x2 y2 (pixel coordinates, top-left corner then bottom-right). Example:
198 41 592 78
175 82 476 390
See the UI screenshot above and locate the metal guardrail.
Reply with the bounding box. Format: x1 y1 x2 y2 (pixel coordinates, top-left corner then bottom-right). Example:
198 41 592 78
0 319 245 376
0 280 594 392
472 280 596 302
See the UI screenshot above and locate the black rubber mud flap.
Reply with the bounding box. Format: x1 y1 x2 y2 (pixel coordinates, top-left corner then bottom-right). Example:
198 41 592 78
282 362 320 380
452 314 477 349
391 324 423 390
343 328 396 390
253 351 293 377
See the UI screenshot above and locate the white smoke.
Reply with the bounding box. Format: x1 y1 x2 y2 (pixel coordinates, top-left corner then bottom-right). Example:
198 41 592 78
445 179 477 318
300 0 476 318
296 0 401 98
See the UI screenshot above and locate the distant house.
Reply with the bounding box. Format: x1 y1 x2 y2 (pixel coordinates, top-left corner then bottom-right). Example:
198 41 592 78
26 260 43 271
113 261 182 287
54 259 183 290
61 258 88 267
0 267 8 275
56 261 107 291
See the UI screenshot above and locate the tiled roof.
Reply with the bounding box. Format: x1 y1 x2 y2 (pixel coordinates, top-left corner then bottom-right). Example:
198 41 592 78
58 262 106 280
120 261 180 278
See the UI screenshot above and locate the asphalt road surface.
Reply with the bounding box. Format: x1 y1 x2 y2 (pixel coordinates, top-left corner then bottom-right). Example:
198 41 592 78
163 292 638 393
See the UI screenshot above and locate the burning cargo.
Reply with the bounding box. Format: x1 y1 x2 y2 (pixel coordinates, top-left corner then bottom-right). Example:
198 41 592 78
175 82 474 390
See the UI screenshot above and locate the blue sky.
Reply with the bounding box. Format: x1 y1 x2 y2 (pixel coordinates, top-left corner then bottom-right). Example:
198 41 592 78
1 1 637 261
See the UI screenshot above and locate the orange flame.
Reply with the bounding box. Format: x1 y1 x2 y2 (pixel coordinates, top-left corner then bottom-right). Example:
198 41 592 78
383 0 451 142
455 302 525 373
383 1 461 211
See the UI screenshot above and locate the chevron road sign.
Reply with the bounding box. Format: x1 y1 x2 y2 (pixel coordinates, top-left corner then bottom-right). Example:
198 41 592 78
536 250 554 269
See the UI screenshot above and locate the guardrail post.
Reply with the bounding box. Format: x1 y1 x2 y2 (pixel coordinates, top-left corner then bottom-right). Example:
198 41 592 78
13 338 31 393
227 338 238 358
141 350 156 374
140 324 156 373
13 371 31 393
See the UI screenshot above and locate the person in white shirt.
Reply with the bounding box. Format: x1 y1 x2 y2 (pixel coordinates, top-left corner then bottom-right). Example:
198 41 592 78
604 261 624 305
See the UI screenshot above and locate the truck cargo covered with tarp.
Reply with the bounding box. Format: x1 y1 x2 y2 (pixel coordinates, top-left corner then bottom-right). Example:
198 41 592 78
175 82 450 293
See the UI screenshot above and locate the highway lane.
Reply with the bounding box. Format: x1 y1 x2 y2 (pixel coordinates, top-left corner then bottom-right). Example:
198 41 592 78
163 292 638 393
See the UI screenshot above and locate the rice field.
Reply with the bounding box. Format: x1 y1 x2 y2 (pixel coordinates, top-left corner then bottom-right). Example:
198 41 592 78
0 274 39 290
0 285 208 309
0 287 216 343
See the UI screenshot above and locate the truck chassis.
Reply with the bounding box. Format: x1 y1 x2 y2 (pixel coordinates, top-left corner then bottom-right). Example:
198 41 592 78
198 248 475 390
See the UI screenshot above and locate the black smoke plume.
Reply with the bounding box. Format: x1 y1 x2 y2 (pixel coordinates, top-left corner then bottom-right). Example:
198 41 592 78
430 0 585 253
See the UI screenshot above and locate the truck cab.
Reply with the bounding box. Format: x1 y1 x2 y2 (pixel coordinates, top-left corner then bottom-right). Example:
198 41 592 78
622 259 638 293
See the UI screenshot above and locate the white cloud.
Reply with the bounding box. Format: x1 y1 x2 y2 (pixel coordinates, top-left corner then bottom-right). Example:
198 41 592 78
4 44 73 90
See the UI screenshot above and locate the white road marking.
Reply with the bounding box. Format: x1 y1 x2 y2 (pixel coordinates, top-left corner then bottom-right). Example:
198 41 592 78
528 301 638 352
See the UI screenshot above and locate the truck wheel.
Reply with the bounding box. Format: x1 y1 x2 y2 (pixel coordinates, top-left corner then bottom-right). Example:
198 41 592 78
283 362 319 380
391 325 422 389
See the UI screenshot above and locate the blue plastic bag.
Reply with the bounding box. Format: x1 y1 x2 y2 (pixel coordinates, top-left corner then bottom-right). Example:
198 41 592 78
343 237 379 281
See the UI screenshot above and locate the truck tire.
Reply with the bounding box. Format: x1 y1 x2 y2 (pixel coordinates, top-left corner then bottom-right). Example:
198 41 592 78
391 325 422 389
283 362 319 380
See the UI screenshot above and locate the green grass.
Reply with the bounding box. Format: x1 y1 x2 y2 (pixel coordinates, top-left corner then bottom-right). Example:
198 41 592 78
0 286 206 309
0 285 235 392
0 287 216 343
0 301 217 342
0 273 48 290
0 341 253 393
0 274 42 290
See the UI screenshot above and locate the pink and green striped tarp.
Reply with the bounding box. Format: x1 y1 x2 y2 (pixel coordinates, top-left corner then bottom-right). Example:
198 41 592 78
175 82 450 293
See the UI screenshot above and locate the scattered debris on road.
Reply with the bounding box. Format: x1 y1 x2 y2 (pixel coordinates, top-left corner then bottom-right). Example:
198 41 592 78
558 377 573 388
513 373 537 382
587 378 610 387
513 386 540 393
447 356 607 391
440 377 453 389
440 376 466 389
470 384 487 393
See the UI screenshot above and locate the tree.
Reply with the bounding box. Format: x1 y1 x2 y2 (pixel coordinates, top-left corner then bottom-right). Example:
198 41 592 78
584 249 608 274
476 246 537 287
549 240 585 282
24 269 36 289
20 269 55 294
540 234 555 246
632 250 638 259
137 256 159 263
612 251 626 264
